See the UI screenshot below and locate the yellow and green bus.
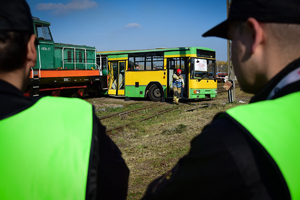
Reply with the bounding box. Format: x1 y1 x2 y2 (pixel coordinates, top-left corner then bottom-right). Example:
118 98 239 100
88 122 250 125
97 47 217 101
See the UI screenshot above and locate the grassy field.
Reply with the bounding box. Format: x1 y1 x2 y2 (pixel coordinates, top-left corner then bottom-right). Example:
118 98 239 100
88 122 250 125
86 87 253 199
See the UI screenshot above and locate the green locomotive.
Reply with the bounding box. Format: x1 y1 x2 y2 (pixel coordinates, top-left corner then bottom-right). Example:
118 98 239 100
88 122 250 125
26 17 107 97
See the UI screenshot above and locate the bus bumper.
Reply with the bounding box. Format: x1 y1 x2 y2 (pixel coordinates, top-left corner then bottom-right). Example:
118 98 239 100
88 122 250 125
189 89 217 99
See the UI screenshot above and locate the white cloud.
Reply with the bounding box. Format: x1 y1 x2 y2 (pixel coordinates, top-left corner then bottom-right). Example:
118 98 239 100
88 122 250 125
125 23 141 28
36 0 97 14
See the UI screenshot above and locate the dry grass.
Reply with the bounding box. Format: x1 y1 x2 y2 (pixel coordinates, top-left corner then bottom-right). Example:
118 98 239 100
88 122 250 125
87 87 254 199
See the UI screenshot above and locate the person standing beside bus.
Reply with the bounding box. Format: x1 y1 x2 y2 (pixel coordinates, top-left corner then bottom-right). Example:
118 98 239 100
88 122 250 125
0 1 129 199
172 69 184 104
143 0 300 199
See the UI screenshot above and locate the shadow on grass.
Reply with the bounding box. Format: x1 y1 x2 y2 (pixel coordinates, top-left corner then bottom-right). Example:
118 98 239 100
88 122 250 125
161 124 187 135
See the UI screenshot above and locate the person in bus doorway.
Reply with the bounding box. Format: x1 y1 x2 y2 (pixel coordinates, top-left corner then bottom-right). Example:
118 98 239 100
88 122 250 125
143 0 300 199
173 69 184 105
0 1 129 199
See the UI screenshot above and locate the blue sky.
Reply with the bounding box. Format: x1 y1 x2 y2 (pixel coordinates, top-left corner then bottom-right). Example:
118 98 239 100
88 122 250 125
27 0 228 61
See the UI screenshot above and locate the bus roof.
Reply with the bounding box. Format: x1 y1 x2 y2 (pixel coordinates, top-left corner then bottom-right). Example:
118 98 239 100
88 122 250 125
97 46 215 55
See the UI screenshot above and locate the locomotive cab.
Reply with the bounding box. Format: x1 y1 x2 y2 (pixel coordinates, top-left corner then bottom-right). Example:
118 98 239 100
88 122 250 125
33 18 55 70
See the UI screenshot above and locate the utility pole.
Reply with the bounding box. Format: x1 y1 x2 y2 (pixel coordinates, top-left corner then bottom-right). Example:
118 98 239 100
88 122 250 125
227 0 235 102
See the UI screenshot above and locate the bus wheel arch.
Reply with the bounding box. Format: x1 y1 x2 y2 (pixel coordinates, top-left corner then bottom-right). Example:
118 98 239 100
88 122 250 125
146 82 163 102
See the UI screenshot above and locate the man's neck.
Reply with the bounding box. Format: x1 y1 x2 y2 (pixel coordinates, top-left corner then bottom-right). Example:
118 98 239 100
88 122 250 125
0 70 26 91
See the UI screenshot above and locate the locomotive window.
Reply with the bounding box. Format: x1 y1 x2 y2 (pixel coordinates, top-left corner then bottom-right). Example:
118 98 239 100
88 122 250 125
36 25 53 41
79 52 83 63
67 51 72 62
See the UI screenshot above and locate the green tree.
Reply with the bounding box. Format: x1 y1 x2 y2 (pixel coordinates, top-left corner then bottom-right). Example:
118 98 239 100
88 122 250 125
216 60 228 72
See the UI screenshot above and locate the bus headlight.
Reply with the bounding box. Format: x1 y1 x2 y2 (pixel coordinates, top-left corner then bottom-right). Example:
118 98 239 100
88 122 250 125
193 90 200 94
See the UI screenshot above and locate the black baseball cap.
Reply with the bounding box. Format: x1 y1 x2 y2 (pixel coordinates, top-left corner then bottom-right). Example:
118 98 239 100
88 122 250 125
203 0 300 39
0 0 34 34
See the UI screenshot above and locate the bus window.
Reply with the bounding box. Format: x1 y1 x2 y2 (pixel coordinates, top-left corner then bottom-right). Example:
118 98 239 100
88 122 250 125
101 57 107 70
175 59 180 70
197 49 216 58
135 57 145 70
135 63 140 70
97 55 107 71
129 53 164 71
181 59 185 72
171 57 186 73
146 56 151 70
207 60 216 77
153 55 164 70
128 58 134 70
191 58 215 79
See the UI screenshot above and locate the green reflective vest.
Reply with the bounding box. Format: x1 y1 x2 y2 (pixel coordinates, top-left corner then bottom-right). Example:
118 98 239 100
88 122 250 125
0 97 93 200
227 92 300 199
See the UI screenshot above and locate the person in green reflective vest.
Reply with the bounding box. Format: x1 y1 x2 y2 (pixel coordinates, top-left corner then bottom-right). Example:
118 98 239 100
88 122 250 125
143 0 300 199
0 1 129 200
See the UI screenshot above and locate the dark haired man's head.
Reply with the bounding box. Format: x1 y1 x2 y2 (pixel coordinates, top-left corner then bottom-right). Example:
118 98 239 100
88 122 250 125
0 31 32 72
0 0 35 72
0 0 37 91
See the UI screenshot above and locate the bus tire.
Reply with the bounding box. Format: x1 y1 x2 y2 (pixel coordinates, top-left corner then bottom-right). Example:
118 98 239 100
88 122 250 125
148 84 161 101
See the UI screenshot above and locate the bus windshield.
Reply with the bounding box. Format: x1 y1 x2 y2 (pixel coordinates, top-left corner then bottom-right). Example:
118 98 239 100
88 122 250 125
190 58 215 79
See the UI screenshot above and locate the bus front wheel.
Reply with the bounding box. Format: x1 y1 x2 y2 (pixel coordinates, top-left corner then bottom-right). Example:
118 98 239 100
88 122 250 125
148 84 161 101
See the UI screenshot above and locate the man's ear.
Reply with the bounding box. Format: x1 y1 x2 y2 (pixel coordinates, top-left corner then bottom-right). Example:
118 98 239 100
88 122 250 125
27 34 37 68
246 18 264 54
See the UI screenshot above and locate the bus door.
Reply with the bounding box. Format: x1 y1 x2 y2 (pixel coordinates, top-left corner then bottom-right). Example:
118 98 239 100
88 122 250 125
108 61 125 96
167 58 188 98
167 58 175 98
